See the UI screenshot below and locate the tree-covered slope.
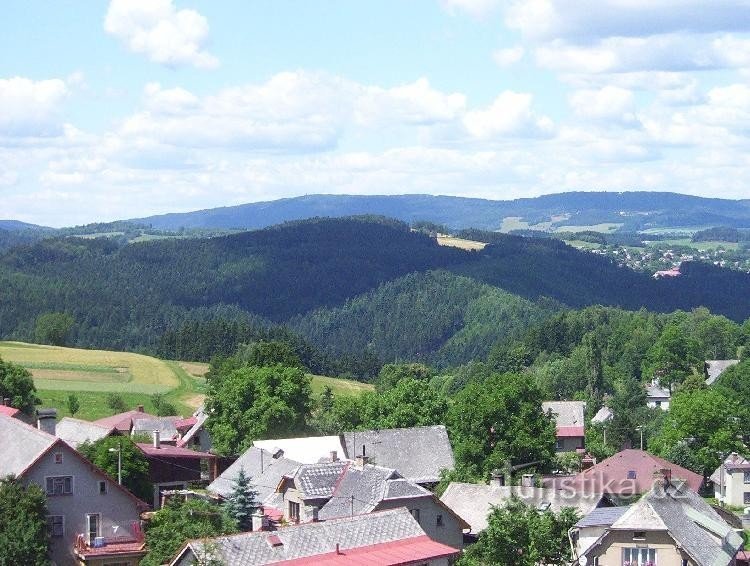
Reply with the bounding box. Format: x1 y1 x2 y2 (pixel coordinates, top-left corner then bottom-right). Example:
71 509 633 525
132 191 750 232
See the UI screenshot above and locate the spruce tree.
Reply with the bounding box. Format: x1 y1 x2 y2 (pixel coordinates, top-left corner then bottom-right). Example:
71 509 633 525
224 467 259 531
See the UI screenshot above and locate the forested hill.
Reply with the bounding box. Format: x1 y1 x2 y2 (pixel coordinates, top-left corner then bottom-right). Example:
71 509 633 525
1 216 750 365
132 192 750 232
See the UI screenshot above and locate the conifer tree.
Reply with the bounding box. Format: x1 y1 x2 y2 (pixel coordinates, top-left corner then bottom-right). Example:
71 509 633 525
224 467 259 531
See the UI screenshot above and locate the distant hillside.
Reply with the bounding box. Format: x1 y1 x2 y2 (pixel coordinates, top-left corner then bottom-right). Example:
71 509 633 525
132 192 750 232
0 220 48 231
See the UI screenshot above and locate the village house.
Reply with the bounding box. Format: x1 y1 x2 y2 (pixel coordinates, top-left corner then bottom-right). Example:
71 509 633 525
646 381 671 410
169 507 460 566
705 359 740 386
440 474 608 541
570 476 743 566
176 406 212 452
543 400 586 453
55 417 119 449
546 449 704 502
711 452 750 507
0 411 149 566
253 424 455 487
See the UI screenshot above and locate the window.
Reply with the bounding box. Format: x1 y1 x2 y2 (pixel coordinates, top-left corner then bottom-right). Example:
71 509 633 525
744 471 750 484
409 508 421 523
681 560 689 566
46 515 64 537
98 481 107 495
436 514 444 527
45 476 72 496
622 547 656 565
53 452 63 464
627 470 637 480
556 439 564 450
744 492 750 504
633 531 646 541
86 514 100 544
288 501 300 522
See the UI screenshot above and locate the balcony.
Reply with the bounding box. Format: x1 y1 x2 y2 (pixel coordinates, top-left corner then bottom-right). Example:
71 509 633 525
73 523 146 563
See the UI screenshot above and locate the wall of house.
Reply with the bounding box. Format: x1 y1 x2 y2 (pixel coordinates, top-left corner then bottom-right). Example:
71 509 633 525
586 530 691 566
22 442 143 566
281 486 329 523
375 497 463 550
717 469 750 508
556 436 584 453
647 398 670 410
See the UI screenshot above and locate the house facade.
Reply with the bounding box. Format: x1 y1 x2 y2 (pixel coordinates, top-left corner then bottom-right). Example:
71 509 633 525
1 412 148 566
711 453 750 507
543 401 586 453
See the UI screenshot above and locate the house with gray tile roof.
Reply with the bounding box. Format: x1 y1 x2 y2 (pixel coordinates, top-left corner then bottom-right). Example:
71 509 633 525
710 452 750 507
208 446 301 507
341 425 454 485
440 480 608 538
569 505 630 560
543 400 586 452
276 460 349 523
316 461 468 549
705 359 740 385
572 478 744 566
646 381 671 410
131 416 180 442
56 417 118 448
0 412 148 566
169 507 460 566
177 406 211 452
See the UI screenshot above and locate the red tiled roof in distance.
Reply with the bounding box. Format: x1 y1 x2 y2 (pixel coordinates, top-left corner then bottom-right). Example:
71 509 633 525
136 443 215 459
94 409 159 432
0 405 20 418
174 416 197 430
555 449 703 495
556 426 585 437
275 535 459 566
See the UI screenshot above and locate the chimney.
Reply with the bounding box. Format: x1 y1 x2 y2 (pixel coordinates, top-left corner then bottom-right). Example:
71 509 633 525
136 405 144 412
311 507 319 522
490 470 505 487
336 543 342 555
152 430 161 449
271 448 284 459
521 473 535 487
37 408 57 436
355 454 370 467
660 468 671 486
330 450 338 462
252 509 267 532
2 398 9 406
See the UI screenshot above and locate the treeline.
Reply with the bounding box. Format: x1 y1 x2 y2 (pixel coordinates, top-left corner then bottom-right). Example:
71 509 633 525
692 226 750 243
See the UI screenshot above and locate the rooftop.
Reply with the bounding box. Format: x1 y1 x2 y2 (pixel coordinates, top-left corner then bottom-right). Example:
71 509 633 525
93 407 160 432
542 401 586 427
56 417 116 448
171 507 456 566
441 482 605 534
574 505 629 528
136 442 215 459
705 359 740 386
0 412 58 476
0 405 20 418
253 435 344 465
289 461 349 499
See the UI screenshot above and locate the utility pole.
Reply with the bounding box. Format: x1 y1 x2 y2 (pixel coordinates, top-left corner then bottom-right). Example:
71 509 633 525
109 440 122 485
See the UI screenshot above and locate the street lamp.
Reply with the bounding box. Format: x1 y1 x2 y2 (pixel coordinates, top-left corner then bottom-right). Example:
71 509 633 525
108 440 122 485
635 426 644 450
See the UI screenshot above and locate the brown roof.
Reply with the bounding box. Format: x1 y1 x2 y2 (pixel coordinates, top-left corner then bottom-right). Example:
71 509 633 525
549 449 703 496
94 408 160 432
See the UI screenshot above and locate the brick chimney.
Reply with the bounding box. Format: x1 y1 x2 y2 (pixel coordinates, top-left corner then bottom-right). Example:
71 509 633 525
152 430 161 449
521 473 535 487
330 450 338 462
252 509 267 532
36 408 57 436
136 405 144 412
2 398 9 406
490 470 505 487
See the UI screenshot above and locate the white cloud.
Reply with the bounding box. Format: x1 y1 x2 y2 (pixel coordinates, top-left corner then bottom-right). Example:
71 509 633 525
569 86 640 127
493 46 525 67
104 0 218 69
440 0 500 18
463 91 554 139
0 77 68 137
506 0 750 42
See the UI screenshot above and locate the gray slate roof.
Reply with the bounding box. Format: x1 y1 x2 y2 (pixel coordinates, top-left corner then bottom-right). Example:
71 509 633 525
174 507 428 566
594 482 743 566
342 425 454 484
575 506 629 528
542 401 586 427
591 407 613 424
705 359 740 385
208 446 301 504
646 382 671 399
318 464 430 520
131 417 179 439
440 482 605 534
293 461 349 499
56 417 115 448
0 413 58 476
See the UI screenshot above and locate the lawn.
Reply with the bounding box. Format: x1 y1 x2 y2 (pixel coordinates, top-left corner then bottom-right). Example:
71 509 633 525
0 341 372 420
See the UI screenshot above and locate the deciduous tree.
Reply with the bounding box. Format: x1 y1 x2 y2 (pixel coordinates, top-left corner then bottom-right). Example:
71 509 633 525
0 476 49 565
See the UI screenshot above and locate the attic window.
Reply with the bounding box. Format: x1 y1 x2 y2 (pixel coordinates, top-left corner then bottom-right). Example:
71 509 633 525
633 531 646 541
627 470 637 480
54 452 63 464
267 535 283 547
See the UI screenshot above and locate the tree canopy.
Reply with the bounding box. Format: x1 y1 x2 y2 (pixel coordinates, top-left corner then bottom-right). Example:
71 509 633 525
78 436 151 502
0 356 40 415
0 476 49 566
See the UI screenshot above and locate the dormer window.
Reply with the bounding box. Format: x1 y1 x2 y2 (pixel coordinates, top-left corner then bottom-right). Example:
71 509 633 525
54 452 63 464
633 531 646 540
627 470 637 480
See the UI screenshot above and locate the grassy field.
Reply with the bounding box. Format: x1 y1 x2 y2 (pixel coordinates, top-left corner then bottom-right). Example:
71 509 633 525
0 342 372 420
555 223 623 233
436 235 487 251
653 238 739 251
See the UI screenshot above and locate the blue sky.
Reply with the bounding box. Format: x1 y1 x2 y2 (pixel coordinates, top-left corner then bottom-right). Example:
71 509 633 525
2 0 750 226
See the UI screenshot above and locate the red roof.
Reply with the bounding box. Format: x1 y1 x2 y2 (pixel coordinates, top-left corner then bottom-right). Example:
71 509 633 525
75 537 146 558
0 405 20 418
136 443 215 459
174 416 197 431
556 426 585 438
551 449 703 495
275 535 459 565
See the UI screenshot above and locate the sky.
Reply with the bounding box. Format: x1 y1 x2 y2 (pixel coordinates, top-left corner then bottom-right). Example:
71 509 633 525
2 1 750 227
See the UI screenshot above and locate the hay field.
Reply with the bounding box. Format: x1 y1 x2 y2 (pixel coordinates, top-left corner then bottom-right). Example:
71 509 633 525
436 236 487 251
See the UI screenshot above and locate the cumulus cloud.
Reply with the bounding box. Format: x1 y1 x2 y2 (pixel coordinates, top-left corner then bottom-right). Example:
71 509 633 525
104 0 218 69
569 86 640 127
463 91 554 139
0 77 68 138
